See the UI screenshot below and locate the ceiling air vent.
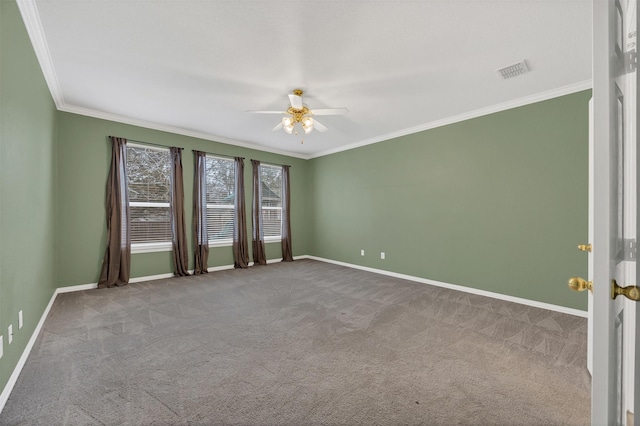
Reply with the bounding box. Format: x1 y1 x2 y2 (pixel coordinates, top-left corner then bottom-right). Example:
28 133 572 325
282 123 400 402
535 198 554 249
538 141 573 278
496 60 529 80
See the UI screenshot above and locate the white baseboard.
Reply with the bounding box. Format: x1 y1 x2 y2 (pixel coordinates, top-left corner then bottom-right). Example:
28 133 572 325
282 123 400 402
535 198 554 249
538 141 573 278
0 252 583 414
52 256 309 292
129 272 175 283
305 256 587 318
206 256 305 272
207 264 236 272
56 283 98 293
0 288 58 413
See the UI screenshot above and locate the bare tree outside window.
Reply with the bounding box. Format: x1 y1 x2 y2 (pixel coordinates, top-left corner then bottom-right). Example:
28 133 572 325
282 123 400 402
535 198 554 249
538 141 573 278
126 146 172 244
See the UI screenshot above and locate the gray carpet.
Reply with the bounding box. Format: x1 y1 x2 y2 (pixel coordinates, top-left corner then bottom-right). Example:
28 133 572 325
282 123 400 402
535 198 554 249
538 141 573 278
0 259 590 425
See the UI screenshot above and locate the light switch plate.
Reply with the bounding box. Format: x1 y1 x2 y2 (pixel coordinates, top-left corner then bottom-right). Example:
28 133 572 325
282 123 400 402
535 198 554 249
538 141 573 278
360 250 365 256
8 324 12 344
19 310 23 329
0 335 3 359
381 252 385 260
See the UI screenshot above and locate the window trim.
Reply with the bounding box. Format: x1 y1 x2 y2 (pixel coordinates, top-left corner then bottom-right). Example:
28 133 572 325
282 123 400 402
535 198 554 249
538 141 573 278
130 201 170 208
131 241 172 254
128 142 168 152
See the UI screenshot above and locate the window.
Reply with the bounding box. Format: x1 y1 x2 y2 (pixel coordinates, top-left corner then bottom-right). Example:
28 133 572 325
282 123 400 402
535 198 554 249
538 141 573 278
126 144 172 252
205 156 235 246
260 164 282 240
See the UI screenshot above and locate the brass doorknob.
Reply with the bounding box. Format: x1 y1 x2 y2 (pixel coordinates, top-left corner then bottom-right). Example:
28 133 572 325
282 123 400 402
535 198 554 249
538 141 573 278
611 280 640 301
578 244 592 252
568 277 593 293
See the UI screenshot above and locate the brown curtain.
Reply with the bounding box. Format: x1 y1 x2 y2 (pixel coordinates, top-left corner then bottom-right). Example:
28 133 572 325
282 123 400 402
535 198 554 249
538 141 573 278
98 137 131 288
251 159 267 265
281 165 294 262
233 157 249 268
170 147 190 276
193 151 209 274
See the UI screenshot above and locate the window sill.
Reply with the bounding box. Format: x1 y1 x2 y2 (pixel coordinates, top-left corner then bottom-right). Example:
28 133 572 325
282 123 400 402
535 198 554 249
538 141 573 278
130 239 279 253
209 240 233 248
131 242 172 254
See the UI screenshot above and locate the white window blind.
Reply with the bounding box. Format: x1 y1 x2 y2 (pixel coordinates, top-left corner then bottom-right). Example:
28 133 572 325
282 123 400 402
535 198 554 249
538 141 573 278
126 145 172 248
205 156 235 245
260 164 282 239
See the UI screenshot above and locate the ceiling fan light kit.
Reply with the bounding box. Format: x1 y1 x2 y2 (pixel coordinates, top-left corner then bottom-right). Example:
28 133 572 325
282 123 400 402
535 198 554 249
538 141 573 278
302 117 314 134
247 89 348 137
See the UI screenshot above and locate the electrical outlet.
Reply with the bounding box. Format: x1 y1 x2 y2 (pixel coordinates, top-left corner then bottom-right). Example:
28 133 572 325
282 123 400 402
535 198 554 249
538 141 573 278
19 310 23 329
360 249 365 256
8 324 12 344
0 335 3 359
381 252 385 260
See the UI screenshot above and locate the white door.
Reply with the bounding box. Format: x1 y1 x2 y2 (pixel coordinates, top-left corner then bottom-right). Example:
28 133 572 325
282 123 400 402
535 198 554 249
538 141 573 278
590 0 639 425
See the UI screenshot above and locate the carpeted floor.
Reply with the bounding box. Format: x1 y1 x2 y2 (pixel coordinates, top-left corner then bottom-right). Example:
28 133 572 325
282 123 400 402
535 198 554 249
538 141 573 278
0 259 590 425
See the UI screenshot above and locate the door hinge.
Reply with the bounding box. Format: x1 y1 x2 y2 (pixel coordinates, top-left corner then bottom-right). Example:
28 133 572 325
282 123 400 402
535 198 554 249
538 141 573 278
623 49 637 73
624 238 637 261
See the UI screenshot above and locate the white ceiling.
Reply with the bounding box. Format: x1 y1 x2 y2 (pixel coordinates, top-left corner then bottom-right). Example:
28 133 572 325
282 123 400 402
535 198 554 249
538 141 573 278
21 0 592 159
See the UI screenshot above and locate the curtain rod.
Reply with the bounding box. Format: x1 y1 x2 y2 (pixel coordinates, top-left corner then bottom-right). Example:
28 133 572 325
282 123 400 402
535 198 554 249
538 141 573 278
191 150 244 160
251 159 292 168
109 137 287 166
109 136 179 150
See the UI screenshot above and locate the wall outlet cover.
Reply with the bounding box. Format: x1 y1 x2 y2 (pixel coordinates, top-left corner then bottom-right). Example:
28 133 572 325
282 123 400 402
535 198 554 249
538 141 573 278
381 252 385 260
0 336 3 359
19 310 23 329
8 324 13 344
361 250 365 256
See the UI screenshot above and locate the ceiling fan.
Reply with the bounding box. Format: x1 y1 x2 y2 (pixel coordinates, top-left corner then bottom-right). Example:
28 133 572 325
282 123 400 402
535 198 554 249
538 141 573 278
246 89 348 135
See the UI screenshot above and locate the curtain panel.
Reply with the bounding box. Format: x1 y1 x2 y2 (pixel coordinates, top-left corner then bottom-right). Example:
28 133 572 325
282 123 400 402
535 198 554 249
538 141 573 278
251 159 267 265
170 147 190 276
233 157 250 268
192 151 209 274
281 165 294 262
98 137 131 288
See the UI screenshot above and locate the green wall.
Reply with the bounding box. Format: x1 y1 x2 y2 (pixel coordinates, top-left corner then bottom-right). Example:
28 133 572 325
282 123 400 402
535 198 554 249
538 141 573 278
0 0 59 397
0 0 590 404
56 112 310 286
308 91 590 311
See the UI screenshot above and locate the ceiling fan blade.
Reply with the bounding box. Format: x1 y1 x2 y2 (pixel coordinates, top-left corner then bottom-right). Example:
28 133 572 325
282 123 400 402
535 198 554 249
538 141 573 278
288 93 303 109
272 122 283 131
245 110 286 114
310 107 349 116
313 119 328 132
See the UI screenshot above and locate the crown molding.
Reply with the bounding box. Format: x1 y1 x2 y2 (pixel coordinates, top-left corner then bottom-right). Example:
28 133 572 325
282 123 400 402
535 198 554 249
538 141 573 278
50 81 594 162
16 0 65 108
58 104 312 160
309 80 593 159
